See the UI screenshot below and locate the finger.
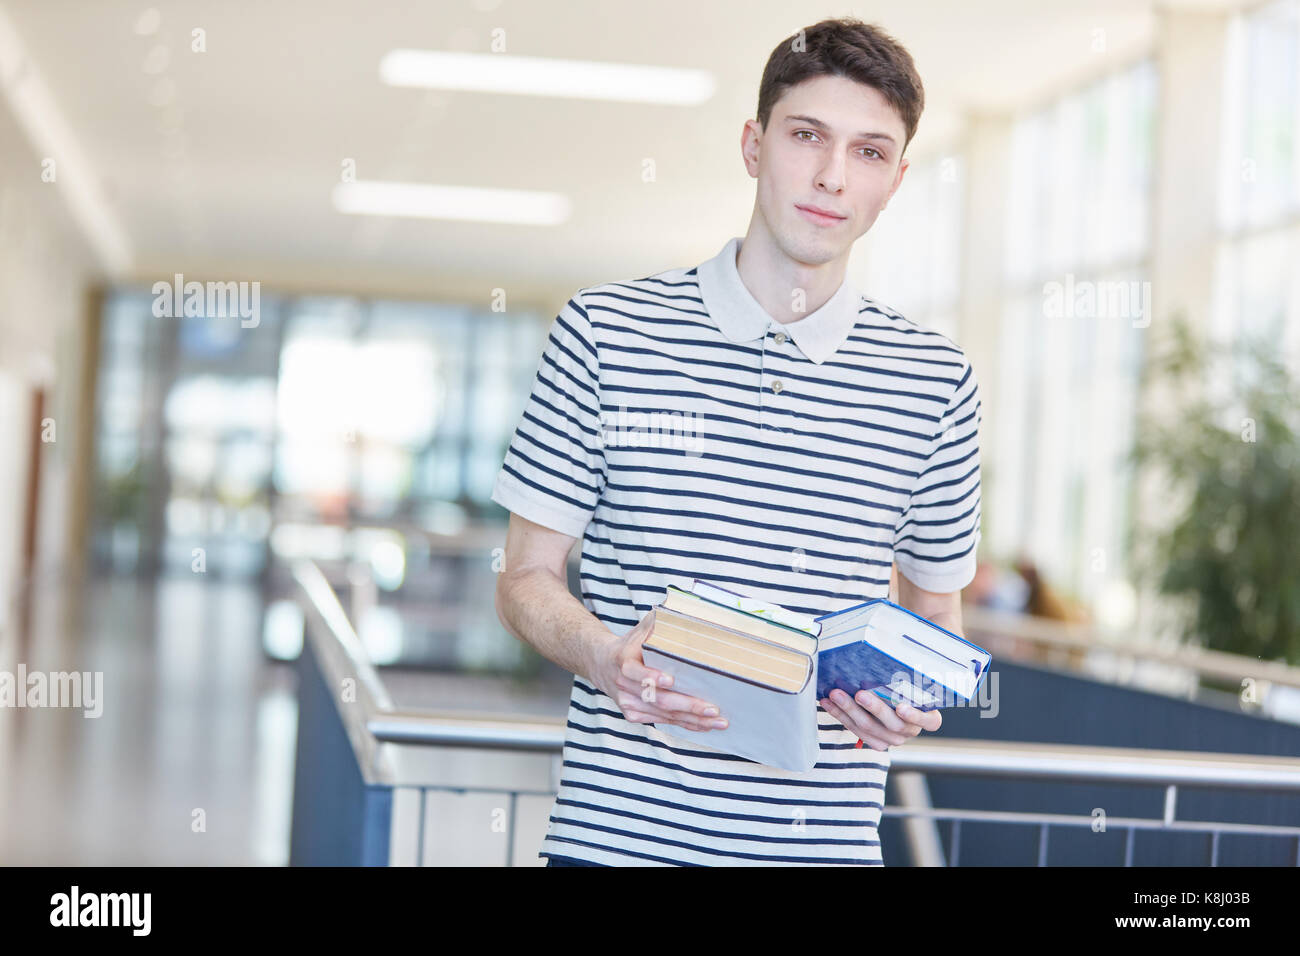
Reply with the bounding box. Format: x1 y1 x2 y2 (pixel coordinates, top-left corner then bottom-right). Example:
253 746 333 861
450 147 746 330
852 690 908 733
619 693 727 731
657 714 719 731
619 653 673 690
896 703 942 733
644 703 726 730
657 711 727 731
859 718 907 746
624 708 719 731
618 682 719 718
821 699 893 750
828 689 874 734
672 715 727 731
821 696 870 740
861 692 923 740
830 693 908 745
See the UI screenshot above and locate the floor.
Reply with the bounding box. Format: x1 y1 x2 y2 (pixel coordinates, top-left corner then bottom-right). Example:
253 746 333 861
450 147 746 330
0 572 569 865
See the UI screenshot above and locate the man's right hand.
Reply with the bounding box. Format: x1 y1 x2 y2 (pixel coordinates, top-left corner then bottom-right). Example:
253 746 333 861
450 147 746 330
589 609 729 732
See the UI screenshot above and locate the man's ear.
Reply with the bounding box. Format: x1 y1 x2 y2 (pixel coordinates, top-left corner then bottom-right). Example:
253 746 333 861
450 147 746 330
889 156 910 201
741 119 762 177
880 157 908 214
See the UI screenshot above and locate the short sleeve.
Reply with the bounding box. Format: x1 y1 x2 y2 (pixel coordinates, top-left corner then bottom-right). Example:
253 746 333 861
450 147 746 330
892 356 983 593
490 291 606 538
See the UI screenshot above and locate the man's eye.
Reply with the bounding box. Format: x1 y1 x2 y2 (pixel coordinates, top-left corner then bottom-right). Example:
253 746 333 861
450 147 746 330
861 148 881 160
795 130 817 141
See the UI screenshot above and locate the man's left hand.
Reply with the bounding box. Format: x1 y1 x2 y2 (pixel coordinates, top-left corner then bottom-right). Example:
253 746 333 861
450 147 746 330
819 689 941 751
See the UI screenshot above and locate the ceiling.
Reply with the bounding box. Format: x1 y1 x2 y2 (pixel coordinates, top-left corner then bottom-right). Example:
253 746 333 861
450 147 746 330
0 0 1251 301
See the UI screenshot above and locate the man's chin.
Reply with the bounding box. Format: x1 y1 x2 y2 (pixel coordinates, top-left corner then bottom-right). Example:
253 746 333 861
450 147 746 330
782 229 845 266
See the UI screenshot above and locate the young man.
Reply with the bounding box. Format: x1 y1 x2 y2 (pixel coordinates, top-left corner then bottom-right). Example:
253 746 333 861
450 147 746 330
492 17 981 866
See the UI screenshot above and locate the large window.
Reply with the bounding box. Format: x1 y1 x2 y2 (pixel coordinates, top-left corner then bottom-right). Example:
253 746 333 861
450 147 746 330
991 59 1157 611
1214 0 1300 368
91 288 546 579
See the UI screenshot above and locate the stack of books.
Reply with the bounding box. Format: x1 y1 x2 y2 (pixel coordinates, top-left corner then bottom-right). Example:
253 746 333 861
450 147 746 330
639 580 991 772
640 580 821 771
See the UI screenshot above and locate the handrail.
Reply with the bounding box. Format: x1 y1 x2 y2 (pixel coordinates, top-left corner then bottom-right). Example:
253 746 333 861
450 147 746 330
292 558 398 786
367 710 565 751
362 710 1300 792
963 605 1300 690
292 558 393 710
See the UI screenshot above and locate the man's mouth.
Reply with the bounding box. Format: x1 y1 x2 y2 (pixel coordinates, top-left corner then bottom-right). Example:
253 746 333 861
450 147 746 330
796 203 846 226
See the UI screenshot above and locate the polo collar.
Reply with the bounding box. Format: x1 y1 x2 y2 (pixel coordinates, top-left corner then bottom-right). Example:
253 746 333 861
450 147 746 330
696 236 861 365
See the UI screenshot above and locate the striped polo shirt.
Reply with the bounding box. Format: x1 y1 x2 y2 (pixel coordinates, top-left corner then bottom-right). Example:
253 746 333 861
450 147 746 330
491 235 982 866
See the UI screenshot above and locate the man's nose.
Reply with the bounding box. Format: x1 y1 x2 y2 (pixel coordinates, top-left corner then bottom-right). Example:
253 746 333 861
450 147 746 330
816 152 847 192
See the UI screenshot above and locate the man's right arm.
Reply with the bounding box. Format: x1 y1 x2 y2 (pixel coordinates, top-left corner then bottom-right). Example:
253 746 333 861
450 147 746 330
493 511 615 681
493 512 728 733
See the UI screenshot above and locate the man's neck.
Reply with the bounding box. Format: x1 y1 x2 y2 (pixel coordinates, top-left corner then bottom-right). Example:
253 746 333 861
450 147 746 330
734 227 849 326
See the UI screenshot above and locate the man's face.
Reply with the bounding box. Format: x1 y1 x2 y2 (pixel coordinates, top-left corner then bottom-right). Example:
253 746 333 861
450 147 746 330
744 74 910 266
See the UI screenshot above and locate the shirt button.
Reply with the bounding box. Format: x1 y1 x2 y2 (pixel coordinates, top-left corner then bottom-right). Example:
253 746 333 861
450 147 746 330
774 332 788 345
771 379 784 394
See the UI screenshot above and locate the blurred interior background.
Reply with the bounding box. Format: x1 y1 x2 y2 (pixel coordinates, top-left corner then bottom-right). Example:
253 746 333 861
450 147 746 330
0 0 1298 865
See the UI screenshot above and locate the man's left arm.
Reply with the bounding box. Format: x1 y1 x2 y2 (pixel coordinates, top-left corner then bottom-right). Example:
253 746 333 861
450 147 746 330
818 567 955 751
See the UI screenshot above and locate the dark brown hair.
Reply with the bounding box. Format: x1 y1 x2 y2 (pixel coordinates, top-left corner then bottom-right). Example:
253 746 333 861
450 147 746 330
756 18 925 153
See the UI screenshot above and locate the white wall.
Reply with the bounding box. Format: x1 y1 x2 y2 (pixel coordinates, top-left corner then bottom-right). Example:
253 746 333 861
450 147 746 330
0 74 102 608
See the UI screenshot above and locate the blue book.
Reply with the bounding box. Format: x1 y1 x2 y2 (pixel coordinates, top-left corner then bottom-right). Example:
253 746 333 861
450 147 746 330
813 599 992 711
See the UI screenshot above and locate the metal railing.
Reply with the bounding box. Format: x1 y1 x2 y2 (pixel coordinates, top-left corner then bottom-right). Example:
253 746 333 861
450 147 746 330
292 559 1300 866
963 605 1300 695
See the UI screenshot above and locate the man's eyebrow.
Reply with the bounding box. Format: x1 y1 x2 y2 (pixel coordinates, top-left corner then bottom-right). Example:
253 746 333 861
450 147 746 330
783 114 897 144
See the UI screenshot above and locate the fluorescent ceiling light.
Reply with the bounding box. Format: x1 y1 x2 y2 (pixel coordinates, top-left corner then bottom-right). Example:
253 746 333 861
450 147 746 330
379 49 715 105
332 180 571 226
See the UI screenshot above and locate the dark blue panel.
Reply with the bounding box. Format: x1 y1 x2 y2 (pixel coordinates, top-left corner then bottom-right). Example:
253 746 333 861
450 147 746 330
289 637 392 866
880 659 1300 866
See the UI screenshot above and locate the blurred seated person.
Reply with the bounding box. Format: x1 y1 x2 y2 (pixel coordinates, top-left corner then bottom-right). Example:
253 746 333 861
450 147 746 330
963 560 1030 613
960 558 1090 668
